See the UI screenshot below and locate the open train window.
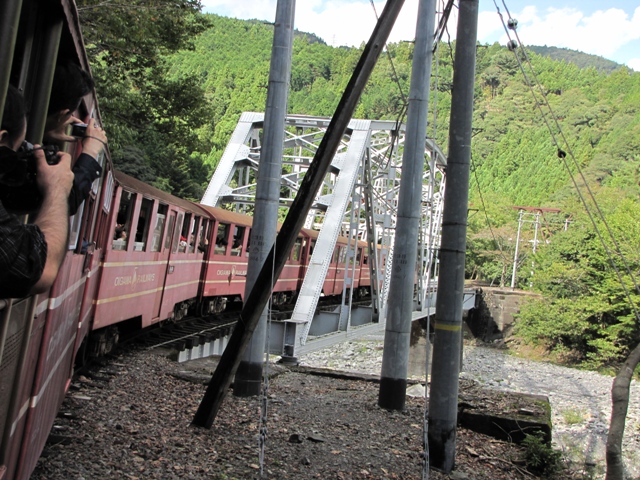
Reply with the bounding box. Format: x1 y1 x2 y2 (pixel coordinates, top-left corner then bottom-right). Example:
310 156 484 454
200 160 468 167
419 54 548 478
178 213 191 253
68 204 84 250
172 213 183 253
112 191 136 251
215 223 229 255
291 237 302 261
189 216 200 253
151 204 168 252
132 197 153 252
231 226 245 256
165 214 176 251
197 219 210 254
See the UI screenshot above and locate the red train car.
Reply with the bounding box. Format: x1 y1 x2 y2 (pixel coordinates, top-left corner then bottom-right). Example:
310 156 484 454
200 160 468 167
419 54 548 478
88 171 211 354
0 0 110 478
198 205 314 311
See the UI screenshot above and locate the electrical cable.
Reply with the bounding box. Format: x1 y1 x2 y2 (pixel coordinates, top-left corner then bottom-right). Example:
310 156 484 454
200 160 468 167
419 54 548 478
494 0 640 323
258 237 276 479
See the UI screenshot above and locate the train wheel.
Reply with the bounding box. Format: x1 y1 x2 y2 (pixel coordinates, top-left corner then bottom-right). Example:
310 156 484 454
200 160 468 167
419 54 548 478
74 337 89 368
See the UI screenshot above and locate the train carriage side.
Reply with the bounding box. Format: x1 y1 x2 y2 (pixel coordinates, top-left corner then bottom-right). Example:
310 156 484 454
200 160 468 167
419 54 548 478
90 171 211 351
198 205 252 314
0 0 111 478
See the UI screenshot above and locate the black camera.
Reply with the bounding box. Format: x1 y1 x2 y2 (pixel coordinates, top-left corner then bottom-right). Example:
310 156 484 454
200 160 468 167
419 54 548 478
0 141 60 214
71 123 88 137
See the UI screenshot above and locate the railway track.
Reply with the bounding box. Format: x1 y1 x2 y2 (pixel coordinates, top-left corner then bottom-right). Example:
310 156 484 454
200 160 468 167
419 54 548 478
127 295 374 363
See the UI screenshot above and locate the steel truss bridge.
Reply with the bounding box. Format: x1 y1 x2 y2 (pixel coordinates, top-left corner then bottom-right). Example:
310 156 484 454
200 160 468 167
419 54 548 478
201 112 476 359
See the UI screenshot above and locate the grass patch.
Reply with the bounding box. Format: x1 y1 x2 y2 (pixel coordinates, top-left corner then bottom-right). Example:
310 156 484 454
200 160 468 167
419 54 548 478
561 408 586 425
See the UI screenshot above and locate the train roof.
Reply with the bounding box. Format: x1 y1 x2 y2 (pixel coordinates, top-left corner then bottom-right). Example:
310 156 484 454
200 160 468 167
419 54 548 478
197 204 254 227
113 170 210 217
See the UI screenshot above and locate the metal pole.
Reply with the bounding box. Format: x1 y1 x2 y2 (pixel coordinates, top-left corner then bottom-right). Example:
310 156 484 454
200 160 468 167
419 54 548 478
530 211 540 288
510 209 523 289
0 0 23 125
192 0 406 429
427 0 478 473
378 0 436 411
233 0 295 398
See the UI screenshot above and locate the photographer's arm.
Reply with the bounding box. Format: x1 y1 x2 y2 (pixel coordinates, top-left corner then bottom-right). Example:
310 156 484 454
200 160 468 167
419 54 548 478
30 150 74 293
67 119 107 215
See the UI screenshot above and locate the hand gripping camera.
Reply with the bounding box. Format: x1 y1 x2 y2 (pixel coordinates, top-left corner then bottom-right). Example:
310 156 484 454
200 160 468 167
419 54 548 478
0 141 60 214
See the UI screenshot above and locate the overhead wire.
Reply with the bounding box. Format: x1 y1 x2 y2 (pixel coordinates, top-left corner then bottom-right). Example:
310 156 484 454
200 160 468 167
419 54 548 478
493 0 640 322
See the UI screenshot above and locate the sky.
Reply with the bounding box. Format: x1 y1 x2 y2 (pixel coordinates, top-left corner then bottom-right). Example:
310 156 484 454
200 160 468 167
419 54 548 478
200 0 640 71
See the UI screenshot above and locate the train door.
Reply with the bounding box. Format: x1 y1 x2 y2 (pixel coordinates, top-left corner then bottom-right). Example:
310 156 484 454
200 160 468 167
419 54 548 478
157 210 180 320
149 202 169 320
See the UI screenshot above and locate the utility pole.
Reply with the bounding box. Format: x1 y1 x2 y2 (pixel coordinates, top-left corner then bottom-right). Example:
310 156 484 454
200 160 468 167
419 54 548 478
378 0 436 411
511 208 524 289
192 0 406 428
529 211 540 288
233 0 295 397
427 0 478 473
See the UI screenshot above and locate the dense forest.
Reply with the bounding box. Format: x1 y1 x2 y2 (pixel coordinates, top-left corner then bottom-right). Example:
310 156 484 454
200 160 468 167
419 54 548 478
75 2 640 372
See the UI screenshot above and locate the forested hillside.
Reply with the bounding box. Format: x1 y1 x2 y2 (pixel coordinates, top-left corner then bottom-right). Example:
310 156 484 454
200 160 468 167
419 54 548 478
79 7 640 370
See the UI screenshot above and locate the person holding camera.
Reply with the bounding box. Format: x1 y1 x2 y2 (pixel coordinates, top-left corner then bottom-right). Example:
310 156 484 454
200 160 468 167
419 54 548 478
45 61 107 215
0 85 74 298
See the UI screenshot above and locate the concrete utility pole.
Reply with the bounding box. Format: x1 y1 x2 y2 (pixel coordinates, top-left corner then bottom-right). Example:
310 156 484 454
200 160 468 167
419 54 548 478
233 0 295 397
427 0 478 473
511 209 524 289
192 0 406 429
378 0 436 411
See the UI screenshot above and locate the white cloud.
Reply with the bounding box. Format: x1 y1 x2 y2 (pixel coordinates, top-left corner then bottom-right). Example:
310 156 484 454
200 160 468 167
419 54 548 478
627 58 640 71
499 7 640 56
201 2 640 69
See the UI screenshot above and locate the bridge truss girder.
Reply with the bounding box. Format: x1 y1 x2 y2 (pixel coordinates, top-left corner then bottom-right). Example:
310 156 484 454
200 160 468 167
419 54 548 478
201 112 447 358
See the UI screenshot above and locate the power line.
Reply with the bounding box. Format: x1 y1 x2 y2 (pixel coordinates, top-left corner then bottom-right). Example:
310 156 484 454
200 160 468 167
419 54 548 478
494 0 640 323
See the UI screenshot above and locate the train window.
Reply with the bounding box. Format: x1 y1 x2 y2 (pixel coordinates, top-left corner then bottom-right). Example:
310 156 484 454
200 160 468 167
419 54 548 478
91 150 105 195
178 213 191 253
197 219 209 254
68 204 84 250
338 246 347 264
189 217 200 253
133 197 153 251
291 237 302 261
151 204 168 252
245 230 251 257
332 247 340 263
215 223 229 254
112 191 136 251
231 226 245 256
172 213 183 253
165 214 176 251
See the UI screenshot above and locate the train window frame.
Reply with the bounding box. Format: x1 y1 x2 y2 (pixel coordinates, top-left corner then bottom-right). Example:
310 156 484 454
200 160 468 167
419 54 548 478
197 218 210 254
164 213 176 251
172 213 184 254
188 216 201 254
68 203 84 250
112 190 136 251
231 226 245 256
215 223 229 255
151 204 168 252
291 237 302 261
178 213 192 253
133 197 154 252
